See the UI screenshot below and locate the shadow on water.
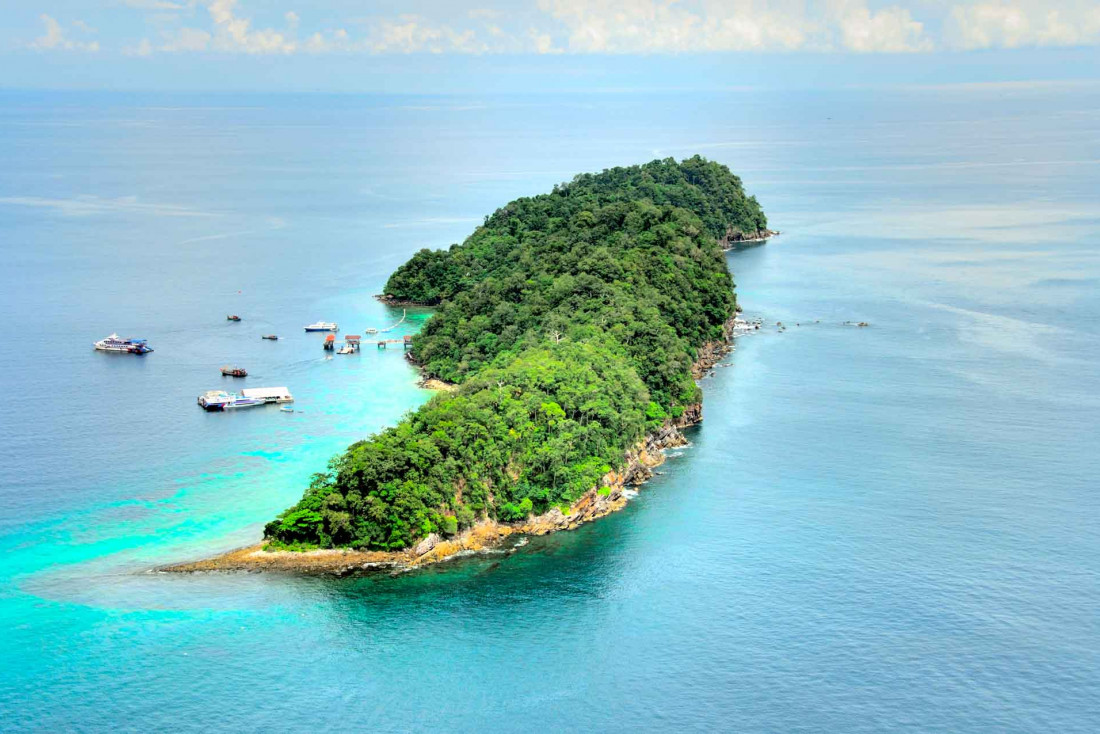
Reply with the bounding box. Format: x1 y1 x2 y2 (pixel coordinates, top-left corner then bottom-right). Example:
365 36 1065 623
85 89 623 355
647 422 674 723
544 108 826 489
724 238 771 255
315 427 705 625
326 518 625 608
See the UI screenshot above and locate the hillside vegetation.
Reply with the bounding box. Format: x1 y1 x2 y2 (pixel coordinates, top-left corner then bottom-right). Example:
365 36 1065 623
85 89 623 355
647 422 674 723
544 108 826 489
266 156 767 550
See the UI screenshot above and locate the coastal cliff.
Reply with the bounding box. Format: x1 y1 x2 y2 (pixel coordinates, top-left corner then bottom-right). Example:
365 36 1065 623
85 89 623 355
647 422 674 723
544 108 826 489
164 156 768 575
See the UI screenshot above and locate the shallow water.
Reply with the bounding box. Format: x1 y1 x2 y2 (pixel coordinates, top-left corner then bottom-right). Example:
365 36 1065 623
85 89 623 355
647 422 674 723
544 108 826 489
1 88 1098 731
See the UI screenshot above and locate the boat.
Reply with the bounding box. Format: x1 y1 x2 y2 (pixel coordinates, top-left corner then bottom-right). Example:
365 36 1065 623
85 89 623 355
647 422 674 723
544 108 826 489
323 334 336 351
364 309 406 335
280 406 295 413
94 334 154 354
240 386 294 404
197 390 265 411
304 322 338 332
227 315 241 321
261 334 279 340
220 366 248 378
337 344 354 354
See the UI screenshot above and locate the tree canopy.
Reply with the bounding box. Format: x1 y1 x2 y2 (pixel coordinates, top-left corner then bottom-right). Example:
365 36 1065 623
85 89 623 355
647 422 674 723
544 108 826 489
266 156 765 551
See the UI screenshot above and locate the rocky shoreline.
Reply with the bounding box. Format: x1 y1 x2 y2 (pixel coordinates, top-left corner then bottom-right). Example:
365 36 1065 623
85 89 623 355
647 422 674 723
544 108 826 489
158 313 742 577
720 228 779 250
375 294 433 307
417 376 457 391
160 432 677 577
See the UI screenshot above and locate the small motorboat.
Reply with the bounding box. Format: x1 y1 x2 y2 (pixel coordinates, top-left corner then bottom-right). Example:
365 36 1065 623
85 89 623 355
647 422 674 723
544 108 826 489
227 315 241 321
304 321 338 332
337 344 354 354
280 406 295 413
364 327 379 334
220 366 248 378
261 334 279 340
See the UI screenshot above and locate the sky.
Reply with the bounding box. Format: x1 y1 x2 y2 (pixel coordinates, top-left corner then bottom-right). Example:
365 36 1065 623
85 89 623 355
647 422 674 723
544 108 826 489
1 0 1098 92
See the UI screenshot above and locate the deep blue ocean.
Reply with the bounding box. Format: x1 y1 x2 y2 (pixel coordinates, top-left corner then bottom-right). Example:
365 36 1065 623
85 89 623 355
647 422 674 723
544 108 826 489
0 87 1098 731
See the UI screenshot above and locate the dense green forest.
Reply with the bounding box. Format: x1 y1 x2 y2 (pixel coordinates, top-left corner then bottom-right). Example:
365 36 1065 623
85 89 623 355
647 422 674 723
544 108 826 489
266 157 767 550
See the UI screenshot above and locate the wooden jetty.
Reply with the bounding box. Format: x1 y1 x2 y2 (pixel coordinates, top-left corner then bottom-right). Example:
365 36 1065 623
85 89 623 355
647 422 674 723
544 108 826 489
362 337 411 349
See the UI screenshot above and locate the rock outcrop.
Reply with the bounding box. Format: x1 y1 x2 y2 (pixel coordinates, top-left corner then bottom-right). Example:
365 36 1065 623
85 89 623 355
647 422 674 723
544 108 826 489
414 533 441 556
720 227 779 250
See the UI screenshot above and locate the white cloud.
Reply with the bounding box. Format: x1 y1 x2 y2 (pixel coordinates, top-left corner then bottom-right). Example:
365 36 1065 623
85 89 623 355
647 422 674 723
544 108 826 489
538 0 700 53
158 0 299 54
123 38 155 56
828 0 932 52
207 0 297 53
946 1 1100 49
29 14 100 52
303 28 352 53
161 26 213 52
92 0 1100 57
362 15 492 54
537 0 930 53
529 28 562 54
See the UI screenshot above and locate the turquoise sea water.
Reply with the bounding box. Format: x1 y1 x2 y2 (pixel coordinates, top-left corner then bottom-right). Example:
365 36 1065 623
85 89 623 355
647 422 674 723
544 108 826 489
1 88 1098 731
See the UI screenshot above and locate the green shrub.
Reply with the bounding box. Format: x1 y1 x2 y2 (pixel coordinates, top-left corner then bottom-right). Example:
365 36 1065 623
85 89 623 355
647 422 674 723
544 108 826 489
498 497 534 522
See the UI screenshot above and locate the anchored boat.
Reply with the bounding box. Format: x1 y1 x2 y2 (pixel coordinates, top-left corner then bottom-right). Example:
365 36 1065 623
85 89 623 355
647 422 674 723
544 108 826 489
261 334 279 340
197 390 264 411
197 386 293 411
304 321 338 332
240 387 294 404
94 334 153 355
220 366 248 378
227 315 241 321
364 309 406 335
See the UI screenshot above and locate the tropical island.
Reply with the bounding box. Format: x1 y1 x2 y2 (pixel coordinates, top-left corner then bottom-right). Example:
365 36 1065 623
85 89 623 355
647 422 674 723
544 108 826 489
166 156 771 574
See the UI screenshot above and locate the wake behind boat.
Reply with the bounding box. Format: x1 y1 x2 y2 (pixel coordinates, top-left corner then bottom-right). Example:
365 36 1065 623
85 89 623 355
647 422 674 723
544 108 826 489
94 334 153 355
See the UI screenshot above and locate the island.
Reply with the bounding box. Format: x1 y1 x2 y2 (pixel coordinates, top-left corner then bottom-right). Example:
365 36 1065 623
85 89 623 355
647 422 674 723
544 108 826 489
165 156 771 575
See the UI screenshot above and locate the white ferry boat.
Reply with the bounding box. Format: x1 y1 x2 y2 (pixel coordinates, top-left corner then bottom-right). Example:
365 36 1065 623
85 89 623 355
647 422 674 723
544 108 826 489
240 387 294 404
304 322 338 332
94 333 153 354
197 390 266 412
